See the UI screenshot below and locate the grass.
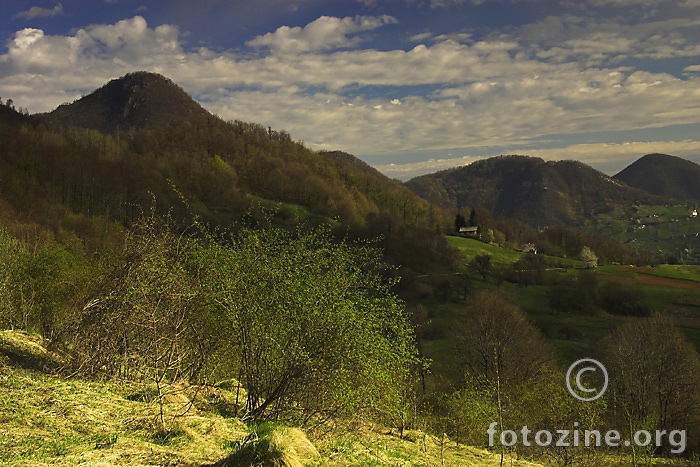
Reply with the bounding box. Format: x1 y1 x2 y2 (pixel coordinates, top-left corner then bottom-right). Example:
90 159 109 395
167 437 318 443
311 425 545 467
446 235 527 267
0 365 251 466
645 264 700 282
0 330 249 466
584 203 700 262
446 235 583 268
0 330 548 467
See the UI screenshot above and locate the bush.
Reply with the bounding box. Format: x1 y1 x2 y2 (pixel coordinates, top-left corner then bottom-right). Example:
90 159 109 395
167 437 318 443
598 282 652 317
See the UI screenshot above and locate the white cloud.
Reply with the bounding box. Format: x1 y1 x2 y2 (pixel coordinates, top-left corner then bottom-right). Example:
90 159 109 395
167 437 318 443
246 15 397 54
13 3 64 20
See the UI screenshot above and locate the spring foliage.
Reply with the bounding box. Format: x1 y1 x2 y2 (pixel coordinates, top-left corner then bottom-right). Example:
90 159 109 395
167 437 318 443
64 212 417 423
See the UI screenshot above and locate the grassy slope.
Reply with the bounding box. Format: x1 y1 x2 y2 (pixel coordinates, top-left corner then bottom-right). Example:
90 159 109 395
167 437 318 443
446 235 582 268
584 203 700 261
0 330 544 467
433 237 700 366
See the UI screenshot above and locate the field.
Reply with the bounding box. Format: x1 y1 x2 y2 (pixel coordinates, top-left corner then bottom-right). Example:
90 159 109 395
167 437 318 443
425 236 700 371
584 203 700 262
446 235 583 268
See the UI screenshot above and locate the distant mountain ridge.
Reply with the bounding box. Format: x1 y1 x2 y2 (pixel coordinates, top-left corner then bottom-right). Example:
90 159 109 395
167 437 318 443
405 155 665 227
40 71 212 133
613 153 700 201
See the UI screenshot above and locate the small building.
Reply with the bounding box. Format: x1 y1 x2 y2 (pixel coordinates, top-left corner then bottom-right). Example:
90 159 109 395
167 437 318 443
458 226 479 236
522 243 537 254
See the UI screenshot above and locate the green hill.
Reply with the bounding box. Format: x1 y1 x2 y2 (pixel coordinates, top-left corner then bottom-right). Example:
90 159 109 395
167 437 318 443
0 72 455 271
406 155 665 227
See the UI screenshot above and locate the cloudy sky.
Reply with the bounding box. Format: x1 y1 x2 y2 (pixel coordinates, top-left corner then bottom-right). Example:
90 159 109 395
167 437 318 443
0 0 699 179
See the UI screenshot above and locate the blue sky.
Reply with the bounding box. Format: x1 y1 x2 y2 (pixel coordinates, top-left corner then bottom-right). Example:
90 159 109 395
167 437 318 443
1 0 699 179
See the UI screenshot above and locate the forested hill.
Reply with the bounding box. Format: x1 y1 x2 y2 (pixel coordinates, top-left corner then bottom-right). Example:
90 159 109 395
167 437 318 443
0 72 455 271
405 155 665 227
614 153 700 201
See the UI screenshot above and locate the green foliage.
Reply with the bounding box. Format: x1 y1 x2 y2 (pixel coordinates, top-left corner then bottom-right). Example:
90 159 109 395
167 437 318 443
439 378 498 448
199 223 418 422
0 228 101 340
598 282 652 317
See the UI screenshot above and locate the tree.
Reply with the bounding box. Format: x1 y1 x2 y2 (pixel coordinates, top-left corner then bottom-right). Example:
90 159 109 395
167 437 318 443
70 213 212 433
469 254 492 281
454 292 552 392
598 282 652 317
0 229 30 330
455 213 467 232
200 224 418 423
579 245 598 268
452 293 552 465
601 315 700 456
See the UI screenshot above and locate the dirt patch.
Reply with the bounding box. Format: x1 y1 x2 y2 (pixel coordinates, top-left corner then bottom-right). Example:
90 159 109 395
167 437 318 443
634 273 700 291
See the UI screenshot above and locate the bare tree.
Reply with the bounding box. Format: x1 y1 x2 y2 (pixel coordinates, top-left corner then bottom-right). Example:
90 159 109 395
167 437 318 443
602 314 700 457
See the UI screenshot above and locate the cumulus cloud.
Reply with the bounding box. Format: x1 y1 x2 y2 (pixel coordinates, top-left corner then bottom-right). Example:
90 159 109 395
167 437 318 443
13 3 64 20
246 15 398 54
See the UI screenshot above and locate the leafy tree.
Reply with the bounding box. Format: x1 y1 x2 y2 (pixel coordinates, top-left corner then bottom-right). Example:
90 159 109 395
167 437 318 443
200 224 417 423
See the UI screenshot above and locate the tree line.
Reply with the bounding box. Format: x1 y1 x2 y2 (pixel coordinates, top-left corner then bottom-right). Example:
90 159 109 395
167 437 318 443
0 105 456 273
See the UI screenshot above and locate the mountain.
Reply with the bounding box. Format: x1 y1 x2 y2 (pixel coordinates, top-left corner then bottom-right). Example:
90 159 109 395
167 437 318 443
613 153 700 201
0 72 456 271
40 71 212 133
405 155 664 227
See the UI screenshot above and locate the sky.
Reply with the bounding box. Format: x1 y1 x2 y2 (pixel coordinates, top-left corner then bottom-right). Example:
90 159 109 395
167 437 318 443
0 0 699 180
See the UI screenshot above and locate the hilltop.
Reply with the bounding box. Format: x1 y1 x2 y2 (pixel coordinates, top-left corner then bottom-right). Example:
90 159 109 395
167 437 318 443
39 72 212 133
614 153 700 201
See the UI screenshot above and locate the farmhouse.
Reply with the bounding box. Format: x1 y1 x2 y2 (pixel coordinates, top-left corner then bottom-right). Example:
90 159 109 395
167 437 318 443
522 243 537 254
458 226 479 236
